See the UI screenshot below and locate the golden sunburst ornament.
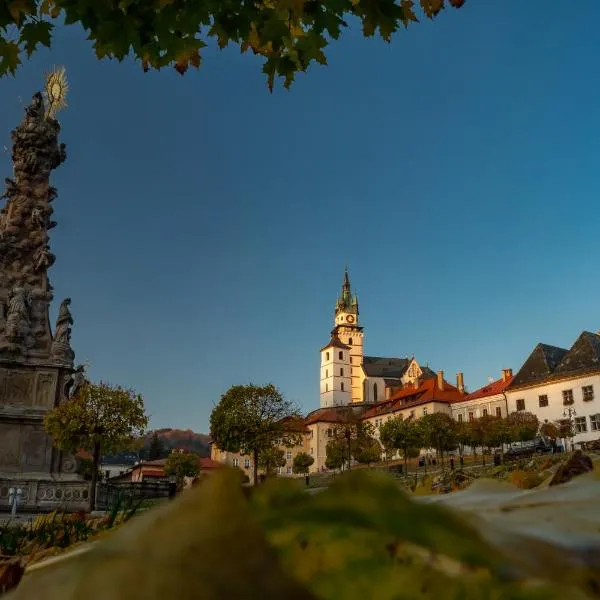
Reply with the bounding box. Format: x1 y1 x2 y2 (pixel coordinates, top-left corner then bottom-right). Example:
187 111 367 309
44 66 69 119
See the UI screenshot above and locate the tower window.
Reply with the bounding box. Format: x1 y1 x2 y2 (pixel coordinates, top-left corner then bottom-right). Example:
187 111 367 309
338 351 343 359
341 382 344 391
340 368 344 376
326 352 330 361
326 383 328 392
348 338 353 345
326 369 328 378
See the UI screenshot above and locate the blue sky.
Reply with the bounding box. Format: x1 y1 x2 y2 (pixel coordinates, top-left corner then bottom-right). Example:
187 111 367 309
1 2 599 432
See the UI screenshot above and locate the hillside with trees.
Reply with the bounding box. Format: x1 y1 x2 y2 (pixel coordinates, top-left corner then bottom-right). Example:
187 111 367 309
141 428 210 459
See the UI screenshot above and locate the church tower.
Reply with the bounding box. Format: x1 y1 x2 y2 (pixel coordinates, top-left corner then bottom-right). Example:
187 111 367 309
326 268 364 404
319 330 351 408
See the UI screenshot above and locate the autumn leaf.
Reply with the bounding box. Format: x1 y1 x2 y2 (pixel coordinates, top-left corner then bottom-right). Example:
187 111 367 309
19 19 53 57
0 40 21 76
8 0 35 24
400 0 419 27
420 0 444 19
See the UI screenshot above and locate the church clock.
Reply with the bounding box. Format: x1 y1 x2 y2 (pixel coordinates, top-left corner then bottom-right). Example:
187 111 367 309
346 315 355 323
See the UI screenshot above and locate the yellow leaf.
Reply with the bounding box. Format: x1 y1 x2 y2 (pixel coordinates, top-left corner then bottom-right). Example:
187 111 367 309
39 0 53 15
8 0 33 24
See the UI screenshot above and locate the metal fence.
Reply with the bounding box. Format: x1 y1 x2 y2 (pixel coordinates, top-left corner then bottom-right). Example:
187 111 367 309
96 481 175 510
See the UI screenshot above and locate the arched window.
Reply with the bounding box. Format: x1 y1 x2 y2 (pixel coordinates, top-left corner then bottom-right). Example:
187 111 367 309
348 338 353 345
341 382 344 391
373 383 378 401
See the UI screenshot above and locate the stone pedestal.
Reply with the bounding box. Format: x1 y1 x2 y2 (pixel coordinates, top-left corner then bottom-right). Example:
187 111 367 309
0 362 91 512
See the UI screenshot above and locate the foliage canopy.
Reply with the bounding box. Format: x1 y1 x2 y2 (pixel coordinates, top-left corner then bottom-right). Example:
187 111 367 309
44 381 148 508
292 451 314 475
164 450 200 487
0 0 465 89
209 383 301 484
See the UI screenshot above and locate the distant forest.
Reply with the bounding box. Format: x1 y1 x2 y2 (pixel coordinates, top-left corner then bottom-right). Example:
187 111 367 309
140 428 210 459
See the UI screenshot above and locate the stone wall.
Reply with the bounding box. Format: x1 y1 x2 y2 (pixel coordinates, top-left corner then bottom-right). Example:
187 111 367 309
0 479 91 513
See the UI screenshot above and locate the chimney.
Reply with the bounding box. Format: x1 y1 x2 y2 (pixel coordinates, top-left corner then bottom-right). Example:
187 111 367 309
437 371 444 390
502 368 513 382
456 372 465 393
414 376 420 389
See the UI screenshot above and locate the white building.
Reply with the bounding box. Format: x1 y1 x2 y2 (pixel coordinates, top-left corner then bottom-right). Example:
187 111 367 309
451 369 513 422
319 269 435 408
506 332 600 446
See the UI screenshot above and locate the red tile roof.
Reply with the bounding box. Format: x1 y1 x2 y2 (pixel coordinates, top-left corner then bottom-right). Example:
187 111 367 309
198 457 222 470
304 405 370 425
363 377 467 419
463 375 513 401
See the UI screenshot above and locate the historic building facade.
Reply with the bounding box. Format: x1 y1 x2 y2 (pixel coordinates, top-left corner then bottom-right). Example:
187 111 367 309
319 269 433 408
505 332 600 446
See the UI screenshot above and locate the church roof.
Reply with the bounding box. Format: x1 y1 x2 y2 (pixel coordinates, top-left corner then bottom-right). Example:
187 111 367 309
362 356 410 378
363 377 466 419
320 332 350 352
509 331 600 390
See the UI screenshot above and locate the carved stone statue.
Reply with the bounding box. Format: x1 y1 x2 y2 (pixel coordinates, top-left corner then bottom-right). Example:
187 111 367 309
4 285 30 342
68 364 87 399
34 245 54 271
53 298 73 345
30 208 45 229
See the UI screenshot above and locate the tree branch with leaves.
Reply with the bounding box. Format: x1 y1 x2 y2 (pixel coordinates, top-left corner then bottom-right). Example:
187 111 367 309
0 0 465 89
44 381 148 510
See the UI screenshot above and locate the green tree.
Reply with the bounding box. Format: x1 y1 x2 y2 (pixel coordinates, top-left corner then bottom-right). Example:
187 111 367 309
0 1 465 87
258 447 286 476
353 436 382 466
506 411 539 444
148 431 166 460
164 451 200 490
332 413 375 470
418 413 457 467
209 383 301 486
488 417 513 463
454 419 472 458
292 452 314 476
44 381 148 510
470 415 497 466
76 457 98 482
379 416 422 475
325 438 346 471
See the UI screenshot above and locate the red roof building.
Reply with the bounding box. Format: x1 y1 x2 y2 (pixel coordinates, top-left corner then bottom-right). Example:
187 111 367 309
450 369 513 422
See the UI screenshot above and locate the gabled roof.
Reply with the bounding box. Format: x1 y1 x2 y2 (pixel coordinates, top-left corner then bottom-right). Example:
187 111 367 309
463 375 513 401
363 377 467 419
509 343 568 389
304 404 371 425
362 356 410 378
509 332 600 390
553 331 600 376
